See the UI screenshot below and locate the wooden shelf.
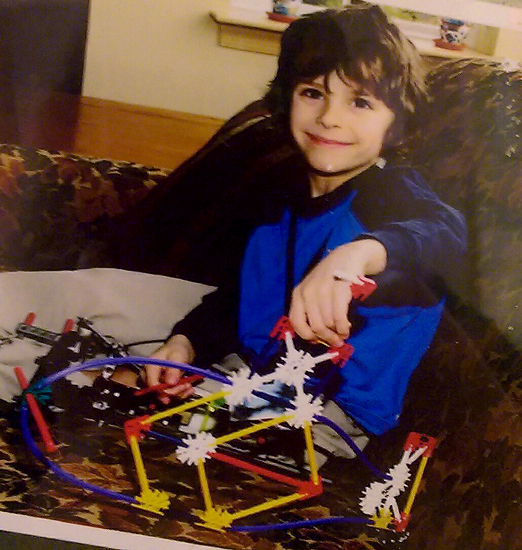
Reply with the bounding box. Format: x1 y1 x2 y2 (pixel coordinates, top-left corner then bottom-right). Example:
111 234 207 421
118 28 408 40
210 8 493 59
409 38 490 60
211 8 288 33
210 9 285 55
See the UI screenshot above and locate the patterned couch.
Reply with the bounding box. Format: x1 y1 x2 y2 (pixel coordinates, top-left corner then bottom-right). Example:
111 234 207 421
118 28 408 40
1 58 522 550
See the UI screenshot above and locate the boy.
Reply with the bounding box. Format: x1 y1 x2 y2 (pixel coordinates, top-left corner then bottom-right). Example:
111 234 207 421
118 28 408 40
145 5 466 456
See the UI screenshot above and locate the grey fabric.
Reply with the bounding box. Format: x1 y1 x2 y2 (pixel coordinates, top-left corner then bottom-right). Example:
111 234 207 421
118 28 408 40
312 400 369 466
0 268 214 402
205 354 368 468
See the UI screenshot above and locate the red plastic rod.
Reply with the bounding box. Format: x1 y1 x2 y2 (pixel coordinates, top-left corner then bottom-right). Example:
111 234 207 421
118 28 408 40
210 450 320 493
24 312 36 325
134 374 204 396
350 278 377 301
61 318 75 334
14 367 57 454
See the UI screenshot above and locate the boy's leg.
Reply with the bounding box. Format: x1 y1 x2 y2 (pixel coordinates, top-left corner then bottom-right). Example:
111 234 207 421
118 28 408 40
311 400 369 467
208 355 370 458
208 357 369 468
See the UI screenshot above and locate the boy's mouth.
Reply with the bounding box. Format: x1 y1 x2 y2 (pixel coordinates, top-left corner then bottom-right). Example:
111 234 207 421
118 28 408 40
305 132 353 146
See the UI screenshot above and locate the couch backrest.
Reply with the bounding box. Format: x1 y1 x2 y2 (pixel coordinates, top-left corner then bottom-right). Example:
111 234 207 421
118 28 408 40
405 58 522 351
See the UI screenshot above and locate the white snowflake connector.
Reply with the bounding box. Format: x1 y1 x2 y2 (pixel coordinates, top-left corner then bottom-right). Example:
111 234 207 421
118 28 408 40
274 350 334 387
287 393 323 428
359 445 426 520
225 370 264 407
271 331 337 389
176 432 217 465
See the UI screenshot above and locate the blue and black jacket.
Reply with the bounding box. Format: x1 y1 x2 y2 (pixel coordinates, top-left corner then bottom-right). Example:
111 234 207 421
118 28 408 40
173 162 467 435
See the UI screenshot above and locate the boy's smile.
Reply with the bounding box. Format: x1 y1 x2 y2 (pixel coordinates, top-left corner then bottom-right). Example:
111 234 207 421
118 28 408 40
304 133 354 147
290 73 395 196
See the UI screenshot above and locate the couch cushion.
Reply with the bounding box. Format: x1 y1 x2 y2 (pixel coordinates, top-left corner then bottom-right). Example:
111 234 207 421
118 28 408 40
0 145 170 270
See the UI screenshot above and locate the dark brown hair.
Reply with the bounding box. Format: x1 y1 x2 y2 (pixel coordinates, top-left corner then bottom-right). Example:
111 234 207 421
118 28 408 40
264 3 427 146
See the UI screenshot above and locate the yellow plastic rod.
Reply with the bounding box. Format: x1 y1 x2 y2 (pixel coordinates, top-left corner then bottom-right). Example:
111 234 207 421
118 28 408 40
303 421 319 484
200 403 214 432
403 455 429 516
229 492 304 521
197 459 214 512
129 435 150 493
214 414 293 446
144 390 229 424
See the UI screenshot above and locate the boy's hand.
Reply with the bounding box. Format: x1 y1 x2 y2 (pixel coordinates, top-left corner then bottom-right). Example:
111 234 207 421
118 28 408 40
289 239 386 347
145 334 196 404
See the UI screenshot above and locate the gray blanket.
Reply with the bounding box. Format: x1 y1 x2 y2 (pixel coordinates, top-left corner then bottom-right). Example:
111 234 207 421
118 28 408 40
0 268 214 402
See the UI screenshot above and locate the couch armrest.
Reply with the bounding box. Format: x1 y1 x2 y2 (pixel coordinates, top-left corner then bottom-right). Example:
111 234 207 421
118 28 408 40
0 145 171 271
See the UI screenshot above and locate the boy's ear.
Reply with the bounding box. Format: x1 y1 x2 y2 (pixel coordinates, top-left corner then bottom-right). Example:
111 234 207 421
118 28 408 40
383 116 404 149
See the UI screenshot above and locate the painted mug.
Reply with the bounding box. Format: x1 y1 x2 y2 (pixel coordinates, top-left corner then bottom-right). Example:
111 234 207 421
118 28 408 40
272 0 302 17
436 18 470 50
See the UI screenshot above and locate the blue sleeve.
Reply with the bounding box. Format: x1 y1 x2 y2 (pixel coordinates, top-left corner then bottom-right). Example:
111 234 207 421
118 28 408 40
352 167 467 277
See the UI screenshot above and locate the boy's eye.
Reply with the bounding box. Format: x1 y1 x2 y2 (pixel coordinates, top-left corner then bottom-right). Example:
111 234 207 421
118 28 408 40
353 97 372 109
299 87 323 100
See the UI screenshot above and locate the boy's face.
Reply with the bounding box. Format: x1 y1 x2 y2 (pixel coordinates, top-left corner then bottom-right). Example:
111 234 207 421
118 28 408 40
290 72 395 187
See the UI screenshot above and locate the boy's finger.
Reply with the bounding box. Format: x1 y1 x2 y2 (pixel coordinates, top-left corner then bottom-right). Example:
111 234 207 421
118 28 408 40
316 283 336 331
179 386 195 400
164 367 183 386
289 296 316 341
315 327 345 348
332 281 352 338
145 364 162 387
162 383 192 397
157 380 196 405
303 295 344 347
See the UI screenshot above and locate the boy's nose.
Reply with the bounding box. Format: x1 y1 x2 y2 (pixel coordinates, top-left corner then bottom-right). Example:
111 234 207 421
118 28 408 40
317 101 342 128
